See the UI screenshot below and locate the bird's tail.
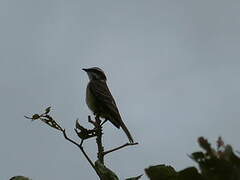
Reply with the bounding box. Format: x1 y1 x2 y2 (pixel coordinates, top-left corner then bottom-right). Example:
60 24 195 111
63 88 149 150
120 120 134 143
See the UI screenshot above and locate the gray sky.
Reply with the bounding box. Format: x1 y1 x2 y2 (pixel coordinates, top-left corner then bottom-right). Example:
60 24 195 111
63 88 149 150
1 1 240 179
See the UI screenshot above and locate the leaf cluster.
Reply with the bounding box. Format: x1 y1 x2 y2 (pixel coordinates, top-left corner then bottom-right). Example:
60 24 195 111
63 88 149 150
145 137 240 180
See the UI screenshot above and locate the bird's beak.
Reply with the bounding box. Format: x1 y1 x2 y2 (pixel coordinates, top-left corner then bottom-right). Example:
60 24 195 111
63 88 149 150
82 68 88 72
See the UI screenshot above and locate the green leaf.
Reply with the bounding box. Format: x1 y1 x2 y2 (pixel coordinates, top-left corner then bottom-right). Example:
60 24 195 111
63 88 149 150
45 106 51 114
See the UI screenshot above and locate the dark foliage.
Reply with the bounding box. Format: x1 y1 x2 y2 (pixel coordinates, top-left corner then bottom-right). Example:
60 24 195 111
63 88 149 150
190 137 240 180
24 107 240 180
145 137 240 180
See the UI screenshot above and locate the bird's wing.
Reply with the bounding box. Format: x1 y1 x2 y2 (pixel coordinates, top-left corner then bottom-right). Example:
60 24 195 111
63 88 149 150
88 80 121 127
89 80 134 143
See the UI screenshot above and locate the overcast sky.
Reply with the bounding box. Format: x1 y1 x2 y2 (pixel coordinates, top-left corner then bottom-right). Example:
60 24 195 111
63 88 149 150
1 1 240 179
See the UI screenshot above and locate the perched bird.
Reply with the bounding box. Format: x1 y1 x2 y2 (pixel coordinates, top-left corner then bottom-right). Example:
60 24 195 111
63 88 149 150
82 67 134 143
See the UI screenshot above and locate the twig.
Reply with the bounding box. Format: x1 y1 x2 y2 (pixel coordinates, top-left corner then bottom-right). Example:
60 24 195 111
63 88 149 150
62 129 81 147
62 129 100 177
103 142 139 156
88 115 96 126
26 107 137 180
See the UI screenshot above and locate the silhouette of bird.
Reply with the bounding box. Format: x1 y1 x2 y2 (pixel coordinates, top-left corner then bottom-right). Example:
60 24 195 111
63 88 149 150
83 67 134 143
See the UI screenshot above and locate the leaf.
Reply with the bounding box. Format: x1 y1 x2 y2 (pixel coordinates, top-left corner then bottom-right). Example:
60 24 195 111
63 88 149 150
191 152 205 161
95 160 119 180
75 119 82 130
145 164 178 180
45 106 51 114
32 114 40 120
125 174 143 180
9 176 31 180
198 137 212 153
178 167 203 180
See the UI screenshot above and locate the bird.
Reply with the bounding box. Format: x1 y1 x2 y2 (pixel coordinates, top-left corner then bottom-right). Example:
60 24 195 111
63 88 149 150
82 67 134 143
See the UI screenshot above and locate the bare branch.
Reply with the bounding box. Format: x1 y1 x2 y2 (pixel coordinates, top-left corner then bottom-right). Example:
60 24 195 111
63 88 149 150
103 142 139 156
25 108 101 178
62 129 80 147
62 129 100 177
26 107 137 180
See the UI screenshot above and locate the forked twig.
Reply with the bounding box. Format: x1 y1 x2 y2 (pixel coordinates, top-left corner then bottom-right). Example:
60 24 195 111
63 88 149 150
26 107 138 180
62 129 100 177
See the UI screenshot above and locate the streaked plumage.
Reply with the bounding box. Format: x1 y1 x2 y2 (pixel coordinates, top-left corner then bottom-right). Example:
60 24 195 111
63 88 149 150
83 67 134 143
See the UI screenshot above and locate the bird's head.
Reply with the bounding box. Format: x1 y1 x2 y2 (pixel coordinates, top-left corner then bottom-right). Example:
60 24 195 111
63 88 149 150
82 67 107 81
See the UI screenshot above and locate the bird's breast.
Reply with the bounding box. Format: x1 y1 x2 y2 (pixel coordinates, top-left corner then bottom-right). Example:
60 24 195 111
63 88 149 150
86 83 98 113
